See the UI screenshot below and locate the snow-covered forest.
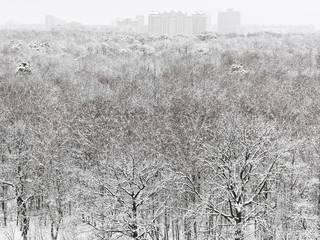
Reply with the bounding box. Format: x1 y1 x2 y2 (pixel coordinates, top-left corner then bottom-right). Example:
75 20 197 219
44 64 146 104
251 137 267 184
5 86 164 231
1 30 320 240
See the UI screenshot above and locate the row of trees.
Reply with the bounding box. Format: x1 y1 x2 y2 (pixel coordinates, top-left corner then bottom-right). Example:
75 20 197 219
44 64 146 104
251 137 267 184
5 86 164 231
0 30 320 239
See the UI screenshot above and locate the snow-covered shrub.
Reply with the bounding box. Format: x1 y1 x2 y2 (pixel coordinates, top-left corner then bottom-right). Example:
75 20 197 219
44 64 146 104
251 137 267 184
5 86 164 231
16 62 32 75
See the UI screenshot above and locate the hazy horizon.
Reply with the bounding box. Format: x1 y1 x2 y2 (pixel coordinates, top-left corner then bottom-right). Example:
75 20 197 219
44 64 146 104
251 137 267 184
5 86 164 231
1 0 319 28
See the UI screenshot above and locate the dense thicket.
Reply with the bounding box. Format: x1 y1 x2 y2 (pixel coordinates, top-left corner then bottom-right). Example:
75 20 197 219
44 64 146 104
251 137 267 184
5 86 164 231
1 30 320 240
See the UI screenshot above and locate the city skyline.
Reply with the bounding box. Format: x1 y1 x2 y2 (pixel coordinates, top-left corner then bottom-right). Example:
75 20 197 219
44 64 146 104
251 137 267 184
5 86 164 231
148 11 209 36
2 11 318 31
2 11 318 35
0 0 319 28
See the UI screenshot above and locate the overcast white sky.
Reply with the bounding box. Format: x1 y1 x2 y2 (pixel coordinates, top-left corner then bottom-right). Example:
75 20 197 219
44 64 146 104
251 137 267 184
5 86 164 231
0 0 319 27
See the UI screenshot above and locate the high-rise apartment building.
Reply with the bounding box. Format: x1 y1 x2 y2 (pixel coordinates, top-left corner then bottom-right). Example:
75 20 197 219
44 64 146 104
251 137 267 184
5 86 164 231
136 15 145 33
45 15 65 30
148 12 162 35
191 12 207 35
218 9 241 34
148 11 208 36
148 11 187 35
116 15 146 33
45 15 55 30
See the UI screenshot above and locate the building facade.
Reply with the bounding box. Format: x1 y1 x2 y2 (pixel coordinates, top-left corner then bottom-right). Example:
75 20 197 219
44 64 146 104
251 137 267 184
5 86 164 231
45 15 55 30
45 15 65 30
192 12 207 35
148 11 209 36
218 9 241 34
116 15 146 33
148 12 162 35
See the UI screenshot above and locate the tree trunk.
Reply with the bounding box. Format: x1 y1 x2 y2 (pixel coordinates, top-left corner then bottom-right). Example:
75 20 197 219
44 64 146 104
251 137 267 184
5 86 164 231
190 170 200 240
131 197 138 240
318 170 320 236
51 222 59 240
235 223 244 240
184 216 191 240
2 185 8 226
208 210 214 239
164 208 169 240
18 198 29 240
176 219 180 240
172 219 175 240
193 221 197 240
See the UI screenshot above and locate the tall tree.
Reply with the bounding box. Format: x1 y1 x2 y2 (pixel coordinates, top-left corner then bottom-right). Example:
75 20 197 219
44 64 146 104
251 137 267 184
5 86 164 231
198 115 292 240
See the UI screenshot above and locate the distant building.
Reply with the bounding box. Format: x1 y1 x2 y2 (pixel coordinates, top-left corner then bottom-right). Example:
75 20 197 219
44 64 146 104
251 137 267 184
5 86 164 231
218 9 241 34
45 15 65 30
242 24 317 35
148 12 162 35
0 20 44 30
148 11 209 36
163 11 187 35
116 18 137 32
45 15 55 30
62 22 86 30
261 25 316 34
4 20 14 29
116 15 146 33
191 12 208 34
136 15 145 33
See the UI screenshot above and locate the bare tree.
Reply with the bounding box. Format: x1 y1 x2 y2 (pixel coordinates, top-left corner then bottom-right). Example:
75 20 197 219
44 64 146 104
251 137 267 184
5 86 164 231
198 116 292 240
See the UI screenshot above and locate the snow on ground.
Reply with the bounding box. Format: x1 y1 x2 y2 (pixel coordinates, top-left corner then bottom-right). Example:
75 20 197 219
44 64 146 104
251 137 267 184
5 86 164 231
0 217 92 240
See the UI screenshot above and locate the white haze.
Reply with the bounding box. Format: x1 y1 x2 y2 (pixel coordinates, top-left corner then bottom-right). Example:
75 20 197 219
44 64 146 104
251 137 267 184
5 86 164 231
0 0 319 28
